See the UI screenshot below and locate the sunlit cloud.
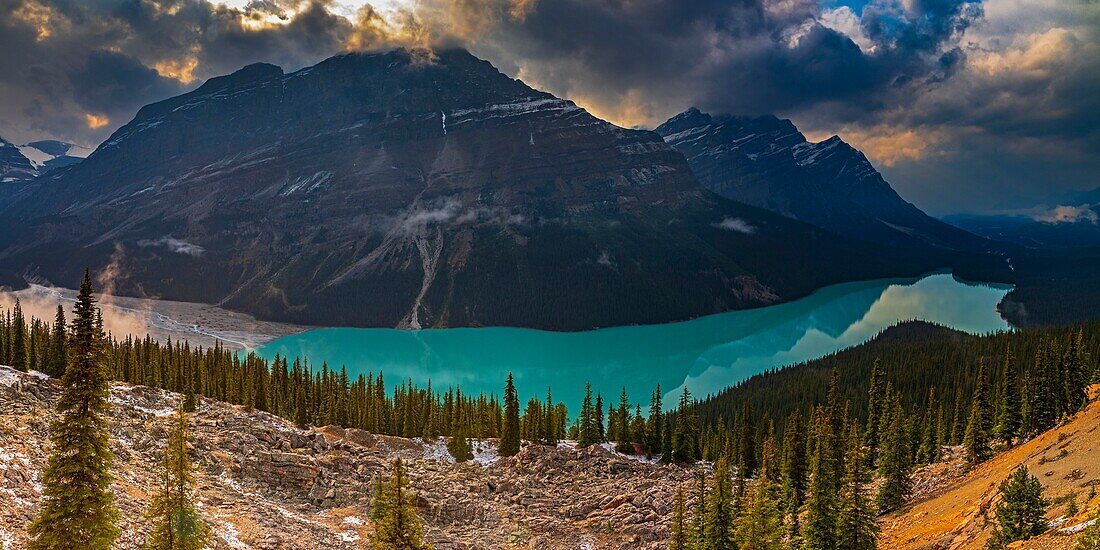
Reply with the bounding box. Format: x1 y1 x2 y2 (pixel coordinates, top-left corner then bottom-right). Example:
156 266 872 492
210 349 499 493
0 0 1095 213
154 56 201 84
805 125 945 167
12 0 66 41
84 113 110 129
1033 204 1098 224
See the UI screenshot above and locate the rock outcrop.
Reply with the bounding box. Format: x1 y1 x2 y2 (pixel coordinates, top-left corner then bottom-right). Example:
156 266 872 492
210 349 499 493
0 366 693 549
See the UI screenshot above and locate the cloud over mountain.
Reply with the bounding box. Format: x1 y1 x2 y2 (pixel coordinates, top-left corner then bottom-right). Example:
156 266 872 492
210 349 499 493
0 0 1095 212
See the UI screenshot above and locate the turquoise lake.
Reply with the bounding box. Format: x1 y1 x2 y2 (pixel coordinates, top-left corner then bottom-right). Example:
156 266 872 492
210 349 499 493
252 273 1012 410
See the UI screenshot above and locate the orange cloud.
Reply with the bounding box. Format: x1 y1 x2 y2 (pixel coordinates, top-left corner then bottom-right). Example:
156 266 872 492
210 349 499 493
154 56 200 84
13 0 68 41
807 125 944 167
84 113 110 129
970 28 1078 78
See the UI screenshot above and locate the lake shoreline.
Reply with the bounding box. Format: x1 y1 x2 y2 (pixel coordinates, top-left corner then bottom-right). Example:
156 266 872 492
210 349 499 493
251 273 1013 411
0 270 1014 354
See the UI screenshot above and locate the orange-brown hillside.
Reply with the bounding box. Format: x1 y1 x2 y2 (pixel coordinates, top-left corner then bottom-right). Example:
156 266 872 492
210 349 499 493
880 386 1100 549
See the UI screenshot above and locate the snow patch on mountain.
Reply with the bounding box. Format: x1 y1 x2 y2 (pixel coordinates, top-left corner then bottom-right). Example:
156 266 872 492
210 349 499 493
449 98 579 124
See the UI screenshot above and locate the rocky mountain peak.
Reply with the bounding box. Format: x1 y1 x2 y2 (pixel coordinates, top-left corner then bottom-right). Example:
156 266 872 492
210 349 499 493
196 61 284 93
0 50 945 330
657 108 991 251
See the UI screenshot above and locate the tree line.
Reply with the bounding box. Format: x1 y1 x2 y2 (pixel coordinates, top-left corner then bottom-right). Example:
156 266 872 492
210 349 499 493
4 277 1099 548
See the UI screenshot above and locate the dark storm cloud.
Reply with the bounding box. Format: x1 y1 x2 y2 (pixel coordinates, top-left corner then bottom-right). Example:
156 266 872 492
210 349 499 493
0 0 350 144
465 0 982 125
0 0 1096 211
69 50 184 114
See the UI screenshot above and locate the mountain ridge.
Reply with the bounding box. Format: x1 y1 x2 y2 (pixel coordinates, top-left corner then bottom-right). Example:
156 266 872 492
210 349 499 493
0 48 953 330
0 136 89 183
656 108 993 252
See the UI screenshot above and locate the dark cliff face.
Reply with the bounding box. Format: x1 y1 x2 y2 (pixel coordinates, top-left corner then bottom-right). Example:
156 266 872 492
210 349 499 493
657 108 993 252
0 49 941 330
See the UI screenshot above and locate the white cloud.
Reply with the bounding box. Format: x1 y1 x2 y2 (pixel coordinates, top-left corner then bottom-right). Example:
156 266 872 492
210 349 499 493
1033 204 1098 224
136 236 205 256
713 217 757 234
819 7 874 51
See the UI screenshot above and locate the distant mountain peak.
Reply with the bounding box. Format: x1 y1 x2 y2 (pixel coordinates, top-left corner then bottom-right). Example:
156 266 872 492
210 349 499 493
657 108 991 251
0 136 88 184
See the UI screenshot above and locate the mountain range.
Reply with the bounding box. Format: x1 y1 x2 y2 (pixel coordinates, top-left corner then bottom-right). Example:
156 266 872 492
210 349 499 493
943 186 1100 249
0 48 982 330
0 137 91 183
655 108 992 251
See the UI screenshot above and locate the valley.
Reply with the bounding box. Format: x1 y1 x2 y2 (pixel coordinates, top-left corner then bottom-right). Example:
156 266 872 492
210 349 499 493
0 19 1093 550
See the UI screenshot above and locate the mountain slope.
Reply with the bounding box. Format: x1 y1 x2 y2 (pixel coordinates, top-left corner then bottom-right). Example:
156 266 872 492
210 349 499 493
0 136 37 183
656 108 993 252
0 49 944 330
0 137 89 183
881 385 1100 549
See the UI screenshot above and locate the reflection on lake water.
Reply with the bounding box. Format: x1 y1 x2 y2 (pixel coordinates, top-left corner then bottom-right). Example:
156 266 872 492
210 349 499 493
253 273 1012 411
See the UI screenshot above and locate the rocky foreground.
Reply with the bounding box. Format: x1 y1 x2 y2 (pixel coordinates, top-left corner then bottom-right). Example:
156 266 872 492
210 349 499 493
0 366 692 549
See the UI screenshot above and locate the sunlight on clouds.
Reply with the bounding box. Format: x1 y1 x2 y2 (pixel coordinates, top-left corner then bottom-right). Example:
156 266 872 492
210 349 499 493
154 56 201 84
970 27 1078 77
807 125 943 167
1034 204 1099 224
13 0 67 41
507 0 538 20
819 7 874 52
84 114 110 129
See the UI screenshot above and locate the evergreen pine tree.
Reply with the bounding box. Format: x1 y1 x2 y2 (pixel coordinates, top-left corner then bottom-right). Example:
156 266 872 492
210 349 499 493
863 359 884 465
11 299 26 372
28 271 120 550
988 466 1048 548
734 479 784 550
804 408 839 549
1063 330 1089 414
782 410 809 513
876 399 912 514
47 305 68 378
595 392 605 442
630 405 646 452
500 373 520 457
836 423 877 550
739 401 758 478
144 404 210 550
647 385 663 459
673 387 699 463
542 387 557 446
950 396 966 445
963 396 991 463
994 364 1022 443
670 486 689 550
660 413 674 464
447 423 473 462
615 387 632 453
579 383 599 447
976 360 996 435
704 455 736 549
369 458 430 549
918 387 940 464
736 439 784 550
